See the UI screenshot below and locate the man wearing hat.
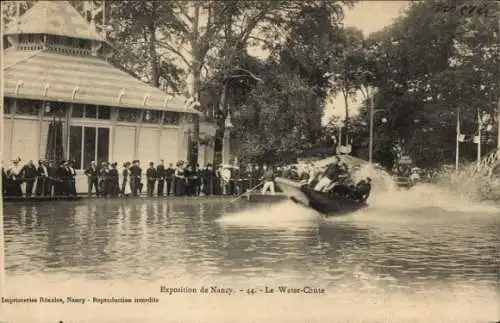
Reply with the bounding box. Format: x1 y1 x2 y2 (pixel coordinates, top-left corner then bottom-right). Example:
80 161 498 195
156 159 166 197
84 161 99 197
99 161 110 197
146 161 157 197
2 161 9 196
35 160 48 196
53 160 67 196
108 162 119 197
201 164 215 196
130 160 142 196
165 163 175 196
21 160 37 198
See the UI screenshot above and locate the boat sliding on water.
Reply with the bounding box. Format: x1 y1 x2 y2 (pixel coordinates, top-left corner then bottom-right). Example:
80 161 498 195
275 155 372 216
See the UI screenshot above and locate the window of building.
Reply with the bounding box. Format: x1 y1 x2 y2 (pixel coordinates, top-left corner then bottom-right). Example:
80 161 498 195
43 101 67 117
97 128 110 162
4 98 13 114
98 106 112 120
117 108 139 122
69 126 82 169
85 105 97 118
163 112 180 125
142 110 162 124
69 126 110 169
16 99 40 116
72 104 84 118
71 104 111 120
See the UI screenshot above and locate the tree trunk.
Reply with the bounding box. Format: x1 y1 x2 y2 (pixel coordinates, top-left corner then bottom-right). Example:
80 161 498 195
147 26 160 88
189 2 201 101
343 88 350 145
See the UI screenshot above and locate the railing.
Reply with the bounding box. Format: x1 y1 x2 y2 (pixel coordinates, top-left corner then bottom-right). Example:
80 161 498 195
16 43 45 51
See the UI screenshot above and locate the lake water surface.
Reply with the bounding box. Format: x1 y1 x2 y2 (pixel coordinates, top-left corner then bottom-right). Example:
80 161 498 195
1 186 499 323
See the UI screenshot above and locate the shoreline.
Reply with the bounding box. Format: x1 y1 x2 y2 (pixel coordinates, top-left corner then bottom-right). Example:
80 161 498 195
1 193 288 204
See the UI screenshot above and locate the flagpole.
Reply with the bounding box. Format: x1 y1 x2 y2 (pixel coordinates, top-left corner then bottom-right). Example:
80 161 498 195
497 98 500 151
477 109 482 165
455 106 460 172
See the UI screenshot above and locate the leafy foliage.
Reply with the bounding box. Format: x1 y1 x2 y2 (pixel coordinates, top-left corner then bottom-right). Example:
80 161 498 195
346 0 499 168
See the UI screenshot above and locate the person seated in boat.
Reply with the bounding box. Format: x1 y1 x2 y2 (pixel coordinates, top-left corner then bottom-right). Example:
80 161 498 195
409 167 421 186
323 163 354 195
351 177 372 202
313 157 342 192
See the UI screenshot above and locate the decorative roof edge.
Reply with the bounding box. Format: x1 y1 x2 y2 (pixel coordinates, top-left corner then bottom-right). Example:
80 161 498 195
3 92 203 115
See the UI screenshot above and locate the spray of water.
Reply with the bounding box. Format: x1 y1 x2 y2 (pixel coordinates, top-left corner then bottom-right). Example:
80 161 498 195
434 149 500 202
351 161 499 214
216 200 321 229
219 154 500 226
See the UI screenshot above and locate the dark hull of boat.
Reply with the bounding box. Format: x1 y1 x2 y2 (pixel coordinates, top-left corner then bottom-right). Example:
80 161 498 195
275 177 367 216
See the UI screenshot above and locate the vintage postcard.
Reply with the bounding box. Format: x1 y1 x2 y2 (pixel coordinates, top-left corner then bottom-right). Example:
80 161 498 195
0 0 499 322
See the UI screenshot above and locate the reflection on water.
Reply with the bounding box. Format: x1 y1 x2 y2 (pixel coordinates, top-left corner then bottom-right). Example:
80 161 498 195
2 194 500 322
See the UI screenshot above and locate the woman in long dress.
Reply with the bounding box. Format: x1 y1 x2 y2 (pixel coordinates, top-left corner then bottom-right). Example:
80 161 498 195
121 162 132 197
108 162 119 197
174 161 186 196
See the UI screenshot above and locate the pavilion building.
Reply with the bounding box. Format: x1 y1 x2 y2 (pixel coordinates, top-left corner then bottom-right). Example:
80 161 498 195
2 1 216 193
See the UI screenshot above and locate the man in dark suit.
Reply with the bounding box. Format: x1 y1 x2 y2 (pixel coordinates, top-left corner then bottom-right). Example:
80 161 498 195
130 160 142 196
54 161 67 196
146 162 157 197
21 160 37 198
84 161 99 197
201 164 215 196
156 159 165 196
2 163 9 196
35 160 48 196
165 163 175 196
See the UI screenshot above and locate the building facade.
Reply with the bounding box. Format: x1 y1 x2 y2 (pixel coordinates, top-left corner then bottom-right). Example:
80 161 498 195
2 1 216 193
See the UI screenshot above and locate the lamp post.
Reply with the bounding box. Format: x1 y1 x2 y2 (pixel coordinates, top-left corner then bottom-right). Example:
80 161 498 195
222 111 233 165
368 106 386 164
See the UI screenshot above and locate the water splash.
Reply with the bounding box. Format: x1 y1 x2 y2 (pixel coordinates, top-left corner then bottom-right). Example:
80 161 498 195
216 200 320 229
352 163 399 195
352 161 499 214
434 149 500 202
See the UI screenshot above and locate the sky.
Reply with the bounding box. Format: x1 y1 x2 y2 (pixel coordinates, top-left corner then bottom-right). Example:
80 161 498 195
322 1 409 125
246 1 409 125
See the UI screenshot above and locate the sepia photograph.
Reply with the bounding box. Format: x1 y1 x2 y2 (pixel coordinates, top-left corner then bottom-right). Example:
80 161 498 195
0 0 499 322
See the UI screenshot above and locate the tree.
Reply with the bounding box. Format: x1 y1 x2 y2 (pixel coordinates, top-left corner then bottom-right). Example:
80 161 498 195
349 0 499 168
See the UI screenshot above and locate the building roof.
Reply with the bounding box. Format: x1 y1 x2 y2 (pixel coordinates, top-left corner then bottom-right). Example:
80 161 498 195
4 1 105 42
3 48 200 114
